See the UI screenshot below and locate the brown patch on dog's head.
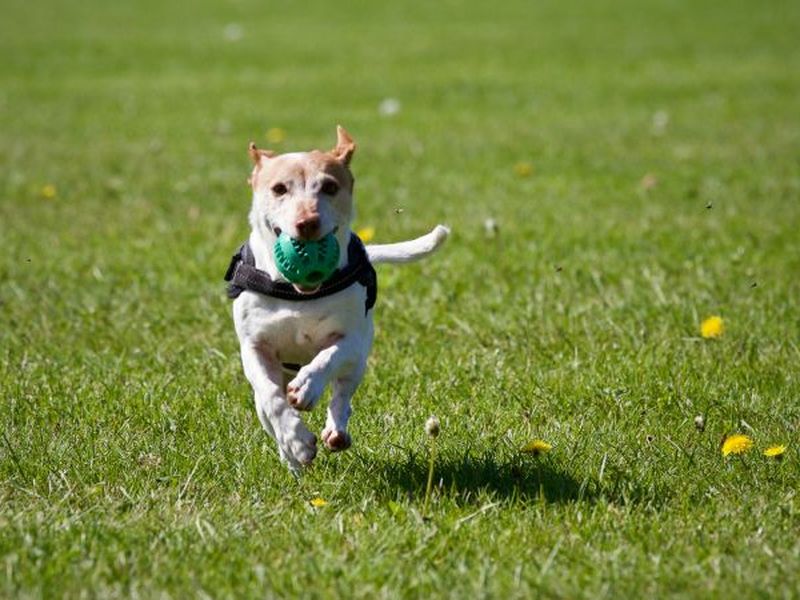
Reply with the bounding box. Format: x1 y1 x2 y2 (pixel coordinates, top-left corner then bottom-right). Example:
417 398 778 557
249 151 354 194
310 150 355 192
246 128 358 243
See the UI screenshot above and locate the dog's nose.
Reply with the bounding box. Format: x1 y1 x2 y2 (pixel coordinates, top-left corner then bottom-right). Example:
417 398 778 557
295 215 321 240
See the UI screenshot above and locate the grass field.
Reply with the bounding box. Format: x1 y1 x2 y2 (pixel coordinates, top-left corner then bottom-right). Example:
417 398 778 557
2 0 800 597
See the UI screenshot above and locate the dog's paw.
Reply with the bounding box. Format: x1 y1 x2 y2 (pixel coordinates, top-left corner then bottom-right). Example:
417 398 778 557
287 368 326 411
321 427 352 452
279 412 318 469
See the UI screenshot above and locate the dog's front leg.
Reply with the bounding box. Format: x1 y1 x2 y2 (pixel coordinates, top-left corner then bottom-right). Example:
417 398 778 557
286 334 370 452
286 334 362 411
240 340 317 471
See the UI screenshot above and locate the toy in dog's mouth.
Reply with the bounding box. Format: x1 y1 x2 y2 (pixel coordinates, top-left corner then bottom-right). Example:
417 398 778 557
273 231 340 292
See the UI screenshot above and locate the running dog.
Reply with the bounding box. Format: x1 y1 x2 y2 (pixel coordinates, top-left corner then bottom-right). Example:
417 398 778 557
225 126 449 471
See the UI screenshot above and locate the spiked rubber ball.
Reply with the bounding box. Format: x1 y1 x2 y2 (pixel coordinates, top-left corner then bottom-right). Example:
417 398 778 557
273 232 340 288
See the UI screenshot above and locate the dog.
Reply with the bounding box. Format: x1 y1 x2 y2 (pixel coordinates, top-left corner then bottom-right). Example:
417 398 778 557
225 126 449 471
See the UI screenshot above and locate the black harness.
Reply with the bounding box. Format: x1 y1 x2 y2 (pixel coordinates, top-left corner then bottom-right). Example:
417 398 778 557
224 233 377 314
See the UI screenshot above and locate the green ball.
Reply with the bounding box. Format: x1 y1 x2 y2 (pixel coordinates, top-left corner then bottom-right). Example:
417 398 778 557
273 232 340 287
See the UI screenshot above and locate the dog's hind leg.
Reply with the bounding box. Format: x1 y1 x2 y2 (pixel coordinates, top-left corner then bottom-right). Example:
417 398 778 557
240 341 317 471
252 391 297 465
252 392 276 439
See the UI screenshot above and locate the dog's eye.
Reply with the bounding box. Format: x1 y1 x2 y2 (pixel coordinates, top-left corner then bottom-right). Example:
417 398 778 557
271 183 288 196
320 180 339 196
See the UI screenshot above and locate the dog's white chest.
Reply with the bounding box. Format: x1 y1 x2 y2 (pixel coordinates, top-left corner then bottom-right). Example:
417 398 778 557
233 285 370 365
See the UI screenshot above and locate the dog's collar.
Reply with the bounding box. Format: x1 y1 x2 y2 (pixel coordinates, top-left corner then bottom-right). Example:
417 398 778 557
224 233 377 313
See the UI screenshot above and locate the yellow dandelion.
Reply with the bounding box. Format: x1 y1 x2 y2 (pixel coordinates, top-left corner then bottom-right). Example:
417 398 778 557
513 161 533 177
309 497 328 508
41 184 57 199
265 127 286 144
356 226 375 243
700 315 724 339
721 434 753 457
763 445 787 460
521 439 552 456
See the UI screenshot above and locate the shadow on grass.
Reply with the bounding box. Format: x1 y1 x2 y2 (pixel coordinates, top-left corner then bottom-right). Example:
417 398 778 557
368 449 670 508
372 450 587 504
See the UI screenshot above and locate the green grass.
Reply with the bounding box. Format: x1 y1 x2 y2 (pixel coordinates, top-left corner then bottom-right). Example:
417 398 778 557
2 0 800 597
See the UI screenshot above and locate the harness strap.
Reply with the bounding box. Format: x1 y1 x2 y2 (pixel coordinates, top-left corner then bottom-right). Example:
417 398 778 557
224 233 377 313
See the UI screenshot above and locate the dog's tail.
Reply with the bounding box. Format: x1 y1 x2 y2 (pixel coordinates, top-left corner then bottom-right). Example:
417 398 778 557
366 225 450 264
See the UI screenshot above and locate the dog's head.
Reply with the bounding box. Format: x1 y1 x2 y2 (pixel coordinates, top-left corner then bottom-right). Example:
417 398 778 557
247 126 356 245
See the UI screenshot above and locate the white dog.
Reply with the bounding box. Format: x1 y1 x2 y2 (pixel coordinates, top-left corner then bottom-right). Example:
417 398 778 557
225 126 449 471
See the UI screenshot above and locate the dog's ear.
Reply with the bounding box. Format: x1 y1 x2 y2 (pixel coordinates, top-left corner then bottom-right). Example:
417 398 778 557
331 125 356 165
248 142 275 164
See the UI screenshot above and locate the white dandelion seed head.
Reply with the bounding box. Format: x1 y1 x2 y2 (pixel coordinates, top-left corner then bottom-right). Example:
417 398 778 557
379 98 401 117
694 414 706 432
652 110 669 134
425 416 440 438
224 23 244 42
